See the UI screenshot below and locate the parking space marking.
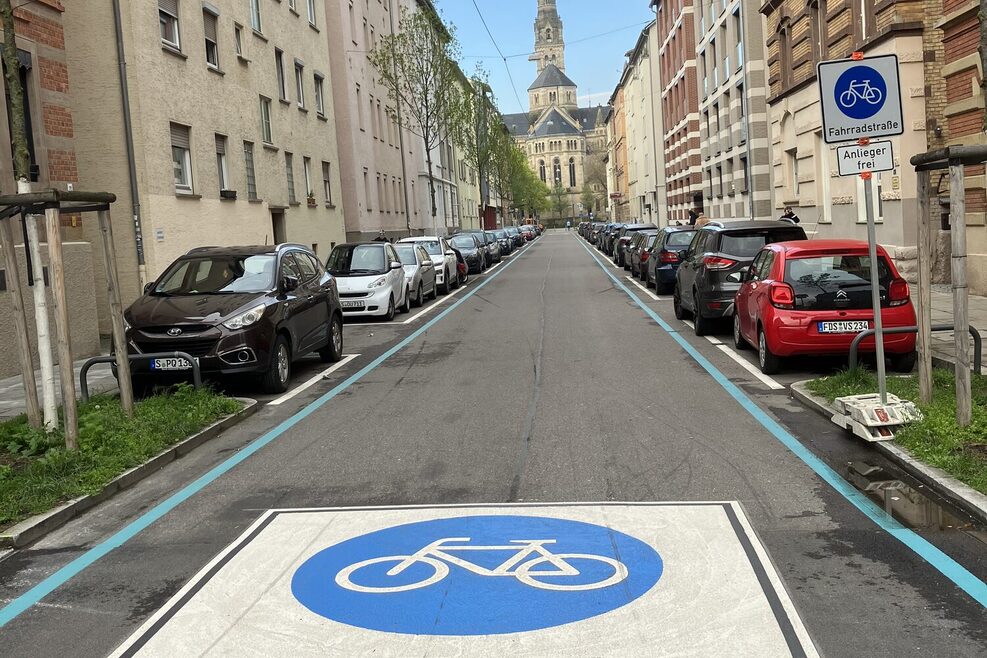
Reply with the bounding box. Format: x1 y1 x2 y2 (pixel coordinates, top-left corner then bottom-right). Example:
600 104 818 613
110 503 818 657
705 336 722 345
624 276 663 301
683 320 695 330
267 354 361 406
715 345 785 390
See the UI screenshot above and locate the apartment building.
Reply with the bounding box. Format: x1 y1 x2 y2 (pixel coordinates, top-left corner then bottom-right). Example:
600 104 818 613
761 0 943 272
605 85 631 221
65 0 345 316
653 0 702 224
695 0 772 220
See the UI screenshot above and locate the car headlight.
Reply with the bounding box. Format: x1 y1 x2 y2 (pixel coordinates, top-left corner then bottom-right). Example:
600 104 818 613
368 276 389 289
223 304 266 330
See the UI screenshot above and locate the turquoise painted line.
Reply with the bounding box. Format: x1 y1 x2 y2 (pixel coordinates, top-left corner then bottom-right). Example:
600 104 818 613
576 236 987 608
0 244 533 628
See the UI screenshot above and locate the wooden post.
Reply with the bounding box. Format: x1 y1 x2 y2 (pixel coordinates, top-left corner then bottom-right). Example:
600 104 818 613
916 169 933 404
97 209 133 417
44 207 78 449
949 162 971 426
0 216 40 427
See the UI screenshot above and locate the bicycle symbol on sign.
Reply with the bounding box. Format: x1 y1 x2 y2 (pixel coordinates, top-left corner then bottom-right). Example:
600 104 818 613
335 537 629 593
838 79 883 110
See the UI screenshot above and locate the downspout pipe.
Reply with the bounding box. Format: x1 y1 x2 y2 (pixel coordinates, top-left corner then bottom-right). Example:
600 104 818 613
389 0 413 237
112 0 146 281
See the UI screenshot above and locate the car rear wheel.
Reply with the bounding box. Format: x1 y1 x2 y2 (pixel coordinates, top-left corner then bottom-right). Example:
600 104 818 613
262 335 291 394
319 313 344 363
758 328 781 375
733 313 749 350
413 282 423 308
889 351 917 373
673 286 690 320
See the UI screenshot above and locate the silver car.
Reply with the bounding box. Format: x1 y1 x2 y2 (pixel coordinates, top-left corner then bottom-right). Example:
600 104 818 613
398 236 458 294
393 243 437 308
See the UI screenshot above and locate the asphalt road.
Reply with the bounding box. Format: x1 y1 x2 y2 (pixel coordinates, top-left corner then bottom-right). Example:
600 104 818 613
0 231 984 656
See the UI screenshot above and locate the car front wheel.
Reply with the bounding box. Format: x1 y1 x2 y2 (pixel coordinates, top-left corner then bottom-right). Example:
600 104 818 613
673 286 690 320
413 282 423 308
442 270 452 294
263 335 292 393
319 313 344 363
384 294 396 321
733 313 749 350
399 287 411 314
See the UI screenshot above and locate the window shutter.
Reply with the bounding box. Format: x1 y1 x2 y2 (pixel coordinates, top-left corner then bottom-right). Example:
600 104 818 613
215 134 226 154
159 0 179 16
170 123 190 149
203 12 218 41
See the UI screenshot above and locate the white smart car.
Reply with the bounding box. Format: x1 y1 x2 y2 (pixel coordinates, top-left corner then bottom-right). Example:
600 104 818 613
397 236 459 295
326 242 409 321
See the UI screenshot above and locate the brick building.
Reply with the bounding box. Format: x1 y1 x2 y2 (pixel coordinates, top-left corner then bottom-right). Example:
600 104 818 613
653 0 702 224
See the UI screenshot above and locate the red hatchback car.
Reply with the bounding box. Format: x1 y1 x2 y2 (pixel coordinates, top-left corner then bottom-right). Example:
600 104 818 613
733 240 917 374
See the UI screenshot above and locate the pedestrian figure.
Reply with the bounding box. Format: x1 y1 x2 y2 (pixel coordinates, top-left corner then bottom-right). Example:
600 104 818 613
688 209 700 226
780 207 801 224
695 214 711 228
373 230 389 242
565 220 571 231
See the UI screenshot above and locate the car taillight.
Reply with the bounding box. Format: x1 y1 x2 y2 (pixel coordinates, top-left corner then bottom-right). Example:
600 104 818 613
659 251 679 264
703 256 737 270
888 278 909 306
770 282 796 309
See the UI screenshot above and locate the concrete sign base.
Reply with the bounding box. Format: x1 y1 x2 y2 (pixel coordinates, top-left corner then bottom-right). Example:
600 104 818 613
111 503 819 657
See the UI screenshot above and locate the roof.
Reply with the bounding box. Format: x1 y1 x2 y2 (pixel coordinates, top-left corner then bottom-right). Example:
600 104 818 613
503 111 533 137
528 63 577 90
771 239 889 255
700 220 805 231
531 108 581 137
569 106 607 132
184 244 307 257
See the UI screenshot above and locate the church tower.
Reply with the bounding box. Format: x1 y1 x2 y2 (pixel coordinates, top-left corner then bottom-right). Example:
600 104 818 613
529 0 565 74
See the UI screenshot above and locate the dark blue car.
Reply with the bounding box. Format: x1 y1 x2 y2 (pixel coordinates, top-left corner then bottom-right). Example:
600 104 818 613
644 227 697 293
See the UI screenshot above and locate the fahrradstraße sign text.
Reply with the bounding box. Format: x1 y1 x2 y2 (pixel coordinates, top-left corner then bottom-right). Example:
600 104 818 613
818 54 903 144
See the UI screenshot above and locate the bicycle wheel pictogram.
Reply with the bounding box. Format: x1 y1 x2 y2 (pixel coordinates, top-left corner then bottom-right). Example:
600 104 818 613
514 553 629 591
335 555 449 593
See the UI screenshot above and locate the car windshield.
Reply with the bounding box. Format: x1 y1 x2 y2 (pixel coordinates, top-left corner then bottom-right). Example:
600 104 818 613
394 245 418 265
415 240 443 256
666 231 696 247
786 254 893 310
719 228 806 257
493 230 508 239
326 244 387 276
153 254 276 295
450 235 477 249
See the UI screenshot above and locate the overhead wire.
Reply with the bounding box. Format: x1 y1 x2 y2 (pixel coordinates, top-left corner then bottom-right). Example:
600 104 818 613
469 0 526 113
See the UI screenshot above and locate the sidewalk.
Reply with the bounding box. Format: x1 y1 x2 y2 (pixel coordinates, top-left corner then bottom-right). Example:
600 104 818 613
0 355 117 422
911 284 987 370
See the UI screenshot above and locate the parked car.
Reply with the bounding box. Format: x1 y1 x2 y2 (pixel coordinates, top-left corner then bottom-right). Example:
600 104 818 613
519 226 536 242
733 240 917 374
505 226 524 248
449 233 486 273
602 223 625 255
491 229 514 255
483 231 504 262
328 242 410 322
394 242 437 308
674 220 807 335
588 221 606 245
613 224 657 267
644 227 697 293
628 231 660 277
123 244 344 394
398 236 458 295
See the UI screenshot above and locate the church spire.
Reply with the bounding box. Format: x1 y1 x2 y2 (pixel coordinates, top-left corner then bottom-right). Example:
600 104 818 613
529 0 565 74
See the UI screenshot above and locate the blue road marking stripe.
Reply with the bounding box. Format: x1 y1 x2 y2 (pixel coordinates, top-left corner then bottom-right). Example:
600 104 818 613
574 236 987 608
0 244 534 629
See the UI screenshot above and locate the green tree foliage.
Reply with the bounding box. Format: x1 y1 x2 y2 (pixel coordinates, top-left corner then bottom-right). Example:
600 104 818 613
450 67 502 214
550 183 568 219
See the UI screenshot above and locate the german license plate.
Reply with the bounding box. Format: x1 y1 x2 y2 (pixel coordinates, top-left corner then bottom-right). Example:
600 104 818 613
150 357 195 371
818 320 869 334
341 300 365 309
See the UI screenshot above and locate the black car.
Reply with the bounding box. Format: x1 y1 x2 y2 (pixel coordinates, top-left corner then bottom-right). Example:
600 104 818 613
491 228 514 254
627 230 659 276
123 244 344 394
505 226 524 248
674 220 807 335
449 233 486 273
645 226 697 293
613 224 657 267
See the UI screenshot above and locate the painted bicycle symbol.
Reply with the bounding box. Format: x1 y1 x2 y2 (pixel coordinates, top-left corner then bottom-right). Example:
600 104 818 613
335 537 629 593
838 79 883 109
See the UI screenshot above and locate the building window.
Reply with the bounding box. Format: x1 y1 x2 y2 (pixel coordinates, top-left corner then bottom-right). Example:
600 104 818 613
249 0 261 32
363 168 371 210
356 85 364 130
314 74 325 116
295 61 306 108
369 93 377 138
322 161 332 205
307 0 317 26
303 157 313 198
539 160 545 183
159 0 181 50
260 96 273 144
285 152 296 203
568 157 576 188
234 23 243 56
215 134 229 192
786 148 799 197
288 0 297 11
275 49 288 101
170 123 192 192
243 142 257 200
716 165 723 197
809 1 827 62
553 158 561 184
203 10 219 68
778 24 792 88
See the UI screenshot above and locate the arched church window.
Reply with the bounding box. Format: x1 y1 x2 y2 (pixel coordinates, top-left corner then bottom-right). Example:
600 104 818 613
553 157 561 183
545 27 552 42
568 157 576 188
539 160 546 182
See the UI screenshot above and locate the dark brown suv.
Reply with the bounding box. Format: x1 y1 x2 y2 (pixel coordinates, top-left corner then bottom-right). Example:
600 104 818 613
123 244 344 393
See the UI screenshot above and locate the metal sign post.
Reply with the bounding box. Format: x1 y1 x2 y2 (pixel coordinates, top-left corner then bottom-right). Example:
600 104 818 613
862 171 888 403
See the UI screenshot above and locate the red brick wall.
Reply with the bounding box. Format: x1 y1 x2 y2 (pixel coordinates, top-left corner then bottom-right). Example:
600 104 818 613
43 103 73 138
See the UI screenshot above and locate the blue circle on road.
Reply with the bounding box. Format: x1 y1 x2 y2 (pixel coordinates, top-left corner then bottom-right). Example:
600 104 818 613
290 515 663 635
834 66 887 120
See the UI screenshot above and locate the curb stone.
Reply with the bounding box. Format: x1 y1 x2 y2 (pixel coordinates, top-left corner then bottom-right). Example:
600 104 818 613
0 397 258 549
790 381 987 526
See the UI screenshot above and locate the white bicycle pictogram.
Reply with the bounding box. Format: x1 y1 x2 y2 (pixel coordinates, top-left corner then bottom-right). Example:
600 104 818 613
838 80 883 109
334 537 629 593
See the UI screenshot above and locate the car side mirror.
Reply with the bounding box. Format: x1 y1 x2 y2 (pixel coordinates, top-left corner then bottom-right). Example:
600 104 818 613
390 261 403 270
281 275 300 292
143 282 154 294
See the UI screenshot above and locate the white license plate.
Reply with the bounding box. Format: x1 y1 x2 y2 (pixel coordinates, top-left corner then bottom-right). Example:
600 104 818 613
341 300 365 309
818 321 870 334
150 357 196 371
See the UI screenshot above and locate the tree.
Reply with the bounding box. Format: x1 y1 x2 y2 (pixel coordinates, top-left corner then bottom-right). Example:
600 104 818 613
451 67 501 221
369 7 461 230
582 152 608 213
580 185 596 217
549 183 568 220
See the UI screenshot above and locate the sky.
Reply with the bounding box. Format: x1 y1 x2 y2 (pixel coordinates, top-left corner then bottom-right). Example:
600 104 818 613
433 0 655 115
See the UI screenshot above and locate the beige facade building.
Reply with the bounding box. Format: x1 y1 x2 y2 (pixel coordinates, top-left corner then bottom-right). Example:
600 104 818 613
65 0 346 327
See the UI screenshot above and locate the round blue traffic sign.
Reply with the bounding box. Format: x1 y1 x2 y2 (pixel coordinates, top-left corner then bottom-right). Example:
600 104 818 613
290 515 664 635
834 66 887 120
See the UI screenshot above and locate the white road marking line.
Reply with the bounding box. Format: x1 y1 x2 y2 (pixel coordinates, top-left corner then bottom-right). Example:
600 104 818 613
624 276 662 301
683 320 695 330
705 336 722 345
715 345 785 390
267 354 360 406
